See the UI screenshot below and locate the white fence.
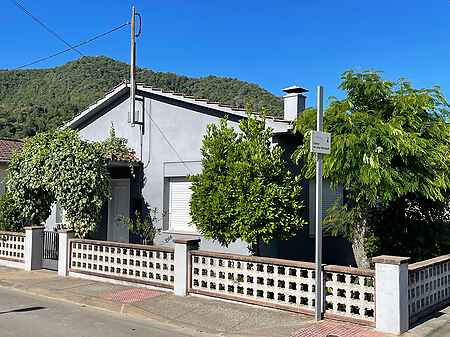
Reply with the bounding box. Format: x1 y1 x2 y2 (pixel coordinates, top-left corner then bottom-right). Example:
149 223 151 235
0 231 25 266
408 255 450 323
324 265 375 324
69 239 175 289
2 228 450 335
189 250 375 325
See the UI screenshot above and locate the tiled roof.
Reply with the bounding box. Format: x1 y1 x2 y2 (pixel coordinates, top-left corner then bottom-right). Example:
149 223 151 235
0 138 23 162
67 81 291 134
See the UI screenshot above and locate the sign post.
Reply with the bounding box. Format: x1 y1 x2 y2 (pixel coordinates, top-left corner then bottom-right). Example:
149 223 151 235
310 86 330 322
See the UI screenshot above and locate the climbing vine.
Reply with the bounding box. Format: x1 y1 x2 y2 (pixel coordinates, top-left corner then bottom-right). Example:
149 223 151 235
7 129 110 237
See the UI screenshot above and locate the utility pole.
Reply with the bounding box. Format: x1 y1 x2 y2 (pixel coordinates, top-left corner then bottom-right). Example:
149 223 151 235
129 6 136 125
314 86 324 321
310 86 330 321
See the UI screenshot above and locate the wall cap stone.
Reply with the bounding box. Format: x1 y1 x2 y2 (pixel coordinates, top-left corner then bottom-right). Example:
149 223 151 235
372 255 410 265
23 226 45 230
58 229 75 234
174 237 201 245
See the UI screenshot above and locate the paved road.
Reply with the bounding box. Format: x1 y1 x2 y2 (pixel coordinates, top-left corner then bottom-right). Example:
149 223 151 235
0 287 204 337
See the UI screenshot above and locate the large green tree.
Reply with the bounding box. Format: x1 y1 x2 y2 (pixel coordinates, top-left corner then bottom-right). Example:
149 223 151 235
293 71 450 267
190 113 306 255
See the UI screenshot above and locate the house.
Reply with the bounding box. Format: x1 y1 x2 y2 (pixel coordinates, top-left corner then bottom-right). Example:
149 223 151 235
0 138 23 196
45 82 356 265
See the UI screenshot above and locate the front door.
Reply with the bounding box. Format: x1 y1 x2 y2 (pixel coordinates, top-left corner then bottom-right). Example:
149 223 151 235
107 179 130 243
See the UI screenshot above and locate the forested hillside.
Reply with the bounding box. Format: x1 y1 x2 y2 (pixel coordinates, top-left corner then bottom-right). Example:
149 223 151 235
0 56 282 138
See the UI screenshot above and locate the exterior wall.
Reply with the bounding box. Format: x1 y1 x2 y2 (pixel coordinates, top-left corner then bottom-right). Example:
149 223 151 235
48 89 354 264
74 91 250 255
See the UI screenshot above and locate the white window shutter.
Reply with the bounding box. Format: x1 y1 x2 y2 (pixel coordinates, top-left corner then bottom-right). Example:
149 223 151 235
168 178 197 233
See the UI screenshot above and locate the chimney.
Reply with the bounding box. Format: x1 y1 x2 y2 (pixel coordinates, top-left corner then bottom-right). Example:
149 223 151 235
282 86 308 121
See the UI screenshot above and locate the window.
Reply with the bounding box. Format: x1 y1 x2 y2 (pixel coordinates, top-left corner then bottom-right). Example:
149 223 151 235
308 180 343 236
167 177 197 233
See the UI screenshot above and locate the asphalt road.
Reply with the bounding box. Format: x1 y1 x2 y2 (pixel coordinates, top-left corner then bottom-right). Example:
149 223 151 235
0 287 203 337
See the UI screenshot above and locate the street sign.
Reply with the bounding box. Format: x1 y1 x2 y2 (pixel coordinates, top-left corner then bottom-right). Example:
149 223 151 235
310 131 331 154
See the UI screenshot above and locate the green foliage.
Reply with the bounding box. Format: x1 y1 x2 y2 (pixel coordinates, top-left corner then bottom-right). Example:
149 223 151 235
0 192 24 232
95 127 137 162
6 129 110 237
119 209 161 245
366 194 450 261
293 70 450 261
190 112 306 254
0 56 282 138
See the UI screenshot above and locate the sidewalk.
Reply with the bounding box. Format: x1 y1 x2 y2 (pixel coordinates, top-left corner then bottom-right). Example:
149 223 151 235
0 265 311 337
0 266 413 337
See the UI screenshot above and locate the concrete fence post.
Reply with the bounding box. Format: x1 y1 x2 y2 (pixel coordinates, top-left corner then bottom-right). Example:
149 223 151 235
58 229 75 277
24 226 44 271
174 237 200 296
373 255 410 335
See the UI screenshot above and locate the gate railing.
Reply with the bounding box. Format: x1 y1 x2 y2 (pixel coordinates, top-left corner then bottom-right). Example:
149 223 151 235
43 231 59 261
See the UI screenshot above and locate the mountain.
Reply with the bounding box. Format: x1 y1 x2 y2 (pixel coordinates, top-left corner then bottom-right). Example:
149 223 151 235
0 56 283 138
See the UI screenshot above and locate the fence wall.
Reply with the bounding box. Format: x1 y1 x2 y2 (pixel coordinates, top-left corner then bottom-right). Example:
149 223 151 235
69 239 175 289
408 255 450 323
323 265 375 324
189 250 376 325
0 231 25 268
4 231 450 334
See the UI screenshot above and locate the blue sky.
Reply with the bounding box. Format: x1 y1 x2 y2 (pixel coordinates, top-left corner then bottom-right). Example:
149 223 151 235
1 0 449 105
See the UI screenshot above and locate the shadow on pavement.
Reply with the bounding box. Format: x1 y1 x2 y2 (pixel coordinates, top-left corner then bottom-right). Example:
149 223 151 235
0 306 47 315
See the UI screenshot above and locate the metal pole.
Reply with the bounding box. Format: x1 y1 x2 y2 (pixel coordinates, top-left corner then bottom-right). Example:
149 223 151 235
315 85 324 321
129 6 136 125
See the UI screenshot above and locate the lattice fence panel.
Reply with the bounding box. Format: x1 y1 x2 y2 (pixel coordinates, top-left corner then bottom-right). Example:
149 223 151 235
324 266 375 323
0 231 25 262
190 251 317 313
70 240 175 289
408 256 450 323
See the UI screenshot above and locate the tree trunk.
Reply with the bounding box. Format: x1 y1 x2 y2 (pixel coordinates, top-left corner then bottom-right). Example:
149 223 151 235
252 236 261 256
352 221 371 268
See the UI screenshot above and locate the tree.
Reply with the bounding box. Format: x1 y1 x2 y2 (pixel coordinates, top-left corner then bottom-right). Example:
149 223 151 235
6 129 110 237
190 113 306 255
293 70 450 266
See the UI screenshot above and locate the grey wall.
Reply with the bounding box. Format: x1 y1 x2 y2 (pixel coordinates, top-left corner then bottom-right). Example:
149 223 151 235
74 90 250 254
55 89 355 265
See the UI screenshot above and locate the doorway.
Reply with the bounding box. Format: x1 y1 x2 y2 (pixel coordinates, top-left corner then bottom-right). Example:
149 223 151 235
107 179 130 243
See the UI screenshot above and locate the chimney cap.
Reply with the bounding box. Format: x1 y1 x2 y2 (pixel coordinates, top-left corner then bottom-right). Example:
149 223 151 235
282 86 308 94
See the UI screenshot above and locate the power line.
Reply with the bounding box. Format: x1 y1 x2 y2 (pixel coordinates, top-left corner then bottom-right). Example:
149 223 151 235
145 108 194 175
11 0 83 56
13 22 130 70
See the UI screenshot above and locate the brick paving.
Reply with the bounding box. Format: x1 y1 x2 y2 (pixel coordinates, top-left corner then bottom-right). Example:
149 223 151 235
99 288 163 303
292 321 384 337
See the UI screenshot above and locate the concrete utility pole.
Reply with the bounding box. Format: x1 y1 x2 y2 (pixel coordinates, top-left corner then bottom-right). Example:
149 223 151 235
314 86 324 321
129 6 136 125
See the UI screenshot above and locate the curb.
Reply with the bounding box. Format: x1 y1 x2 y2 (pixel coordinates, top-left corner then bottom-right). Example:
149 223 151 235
0 282 220 337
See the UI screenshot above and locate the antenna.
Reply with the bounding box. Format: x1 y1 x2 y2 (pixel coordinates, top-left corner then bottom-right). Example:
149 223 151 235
129 6 142 125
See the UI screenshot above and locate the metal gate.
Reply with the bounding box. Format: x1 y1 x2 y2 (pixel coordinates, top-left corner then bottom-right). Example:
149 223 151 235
42 231 59 271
